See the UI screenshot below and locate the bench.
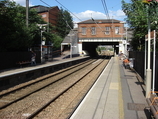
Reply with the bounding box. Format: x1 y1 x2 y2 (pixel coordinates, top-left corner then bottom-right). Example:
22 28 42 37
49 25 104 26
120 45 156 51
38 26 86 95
146 91 158 119
123 61 133 69
123 62 130 69
16 61 31 67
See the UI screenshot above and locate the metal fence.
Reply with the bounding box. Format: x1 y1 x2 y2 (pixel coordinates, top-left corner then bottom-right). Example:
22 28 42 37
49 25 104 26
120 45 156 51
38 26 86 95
129 51 158 91
0 51 41 70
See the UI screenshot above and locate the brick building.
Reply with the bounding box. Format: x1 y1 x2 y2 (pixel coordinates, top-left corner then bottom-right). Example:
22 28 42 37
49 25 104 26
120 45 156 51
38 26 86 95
78 19 124 41
30 5 60 62
77 19 127 55
61 19 129 57
30 5 60 27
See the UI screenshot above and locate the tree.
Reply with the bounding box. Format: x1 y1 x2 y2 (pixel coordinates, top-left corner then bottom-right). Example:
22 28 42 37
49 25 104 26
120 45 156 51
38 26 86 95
0 1 73 52
122 0 158 51
56 7 74 38
0 0 50 51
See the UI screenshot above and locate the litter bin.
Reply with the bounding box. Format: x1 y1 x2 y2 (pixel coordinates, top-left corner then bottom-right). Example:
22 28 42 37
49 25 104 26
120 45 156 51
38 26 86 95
129 58 135 68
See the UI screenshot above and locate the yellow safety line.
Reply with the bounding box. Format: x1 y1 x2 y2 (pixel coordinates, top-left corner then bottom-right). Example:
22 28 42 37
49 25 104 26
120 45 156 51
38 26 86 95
116 56 124 119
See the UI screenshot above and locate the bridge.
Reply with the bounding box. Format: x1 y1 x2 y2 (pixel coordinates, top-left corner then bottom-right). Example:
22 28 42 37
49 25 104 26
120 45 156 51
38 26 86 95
62 19 129 57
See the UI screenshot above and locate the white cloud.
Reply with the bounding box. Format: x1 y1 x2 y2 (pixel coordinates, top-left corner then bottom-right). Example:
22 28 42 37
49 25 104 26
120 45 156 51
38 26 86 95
73 10 107 23
73 10 126 27
11 0 33 6
109 10 126 20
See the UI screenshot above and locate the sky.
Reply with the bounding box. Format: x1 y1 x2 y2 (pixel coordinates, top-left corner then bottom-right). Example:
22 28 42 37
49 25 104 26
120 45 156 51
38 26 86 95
12 0 131 25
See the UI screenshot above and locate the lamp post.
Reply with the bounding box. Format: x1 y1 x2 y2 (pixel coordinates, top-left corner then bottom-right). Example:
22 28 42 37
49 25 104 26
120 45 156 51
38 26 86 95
70 36 72 58
152 30 156 94
146 5 152 98
26 0 29 27
40 27 44 63
37 24 47 63
143 0 158 98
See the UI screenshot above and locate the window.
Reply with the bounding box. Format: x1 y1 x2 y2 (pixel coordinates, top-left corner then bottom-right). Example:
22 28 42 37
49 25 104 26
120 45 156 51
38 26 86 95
115 27 120 34
105 27 110 35
91 27 96 35
81 27 86 35
42 14 46 18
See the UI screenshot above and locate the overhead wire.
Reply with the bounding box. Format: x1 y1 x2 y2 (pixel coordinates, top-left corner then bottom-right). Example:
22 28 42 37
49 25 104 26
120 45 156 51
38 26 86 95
40 0 109 32
101 0 110 19
91 17 104 32
91 0 111 29
40 0 73 30
40 0 51 7
90 0 111 32
100 0 115 42
55 0 103 31
55 0 82 22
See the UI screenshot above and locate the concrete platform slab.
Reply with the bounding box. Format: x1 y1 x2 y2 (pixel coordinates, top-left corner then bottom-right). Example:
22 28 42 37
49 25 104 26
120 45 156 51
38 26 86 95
70 56 148 119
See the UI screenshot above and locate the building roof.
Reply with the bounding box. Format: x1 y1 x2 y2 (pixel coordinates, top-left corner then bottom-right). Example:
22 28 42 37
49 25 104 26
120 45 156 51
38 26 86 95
30 5 59 13
77 19 122 24
62 29 78 44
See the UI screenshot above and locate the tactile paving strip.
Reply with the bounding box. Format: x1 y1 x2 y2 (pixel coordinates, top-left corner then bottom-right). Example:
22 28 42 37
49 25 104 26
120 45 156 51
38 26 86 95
128 103 146 111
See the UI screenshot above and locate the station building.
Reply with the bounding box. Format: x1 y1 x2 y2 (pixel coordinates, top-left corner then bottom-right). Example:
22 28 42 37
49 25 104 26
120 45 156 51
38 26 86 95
62 19 129 57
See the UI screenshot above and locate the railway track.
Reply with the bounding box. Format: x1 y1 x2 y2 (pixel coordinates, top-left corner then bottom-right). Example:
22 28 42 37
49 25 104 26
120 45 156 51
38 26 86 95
0 57 109 119
0 59 93 109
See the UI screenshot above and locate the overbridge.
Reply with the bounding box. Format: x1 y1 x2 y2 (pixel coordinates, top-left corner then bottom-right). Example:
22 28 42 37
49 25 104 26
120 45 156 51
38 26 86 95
79 38 126 57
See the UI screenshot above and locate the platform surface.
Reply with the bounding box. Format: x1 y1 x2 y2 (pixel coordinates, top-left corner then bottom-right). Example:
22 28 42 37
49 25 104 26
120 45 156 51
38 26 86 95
0 56 87 78
70 56 148 119
0 56 148 119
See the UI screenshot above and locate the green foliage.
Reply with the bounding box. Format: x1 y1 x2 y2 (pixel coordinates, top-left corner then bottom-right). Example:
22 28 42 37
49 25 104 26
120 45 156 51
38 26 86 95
100 47 106 51
0 0 51 51
122 0 158 51
52 34 63 50
96 47 101 54
0 1 28 51
56 7 74 38
0 1 74 51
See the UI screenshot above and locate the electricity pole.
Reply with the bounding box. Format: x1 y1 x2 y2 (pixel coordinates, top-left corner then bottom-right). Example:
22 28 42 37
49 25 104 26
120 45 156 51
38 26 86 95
26 0 29 27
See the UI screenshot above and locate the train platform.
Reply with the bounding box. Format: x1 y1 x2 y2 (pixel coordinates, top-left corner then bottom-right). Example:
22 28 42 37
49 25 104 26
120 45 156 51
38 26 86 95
0 56 149 119
70 56 149 119
0 55 85 78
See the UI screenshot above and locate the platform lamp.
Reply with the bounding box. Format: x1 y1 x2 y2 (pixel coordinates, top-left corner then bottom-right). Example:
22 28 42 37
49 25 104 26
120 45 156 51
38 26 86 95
142 0 152 98
37 24 47 63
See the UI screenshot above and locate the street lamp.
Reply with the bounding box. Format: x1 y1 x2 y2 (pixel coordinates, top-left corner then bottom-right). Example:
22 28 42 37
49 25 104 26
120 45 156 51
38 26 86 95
152 30 156 94
26 0 29 27
37 24 47 63
145 5 152 98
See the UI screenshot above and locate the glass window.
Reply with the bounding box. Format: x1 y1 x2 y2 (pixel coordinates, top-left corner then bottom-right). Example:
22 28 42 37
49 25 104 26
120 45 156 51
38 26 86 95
115 27 120 34
81 27 86 35
91 27 96 35
105 27 110 35
42 14 46 18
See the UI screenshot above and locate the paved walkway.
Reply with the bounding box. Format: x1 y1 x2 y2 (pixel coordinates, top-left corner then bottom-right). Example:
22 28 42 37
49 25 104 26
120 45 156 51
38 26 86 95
70 56 148 119
0 55 85 78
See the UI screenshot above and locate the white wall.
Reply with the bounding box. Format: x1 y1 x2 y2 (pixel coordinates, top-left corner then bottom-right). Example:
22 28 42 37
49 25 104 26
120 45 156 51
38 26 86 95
78 43 82 55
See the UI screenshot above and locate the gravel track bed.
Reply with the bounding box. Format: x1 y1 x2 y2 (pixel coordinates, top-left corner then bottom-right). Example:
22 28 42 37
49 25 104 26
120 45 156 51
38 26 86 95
0 59 93 96
34 59 109 119
0 58 109 119
0 59 94 108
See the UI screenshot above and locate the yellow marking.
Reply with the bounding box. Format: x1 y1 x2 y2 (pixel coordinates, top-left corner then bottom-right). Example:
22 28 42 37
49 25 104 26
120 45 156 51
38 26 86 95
109 83 119 90
116 56 124 119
